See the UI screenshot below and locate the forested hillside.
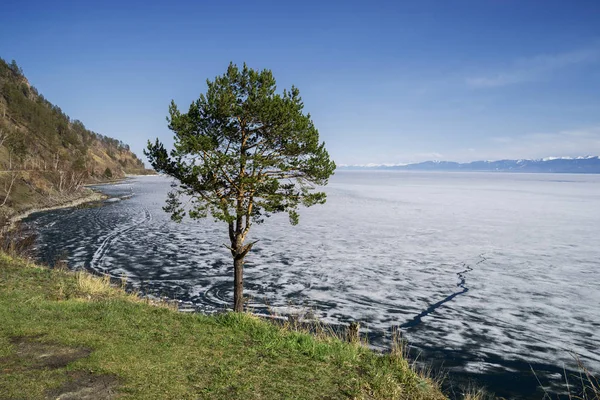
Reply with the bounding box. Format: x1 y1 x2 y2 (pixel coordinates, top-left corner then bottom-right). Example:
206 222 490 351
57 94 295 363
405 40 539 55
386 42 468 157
0 57 151 225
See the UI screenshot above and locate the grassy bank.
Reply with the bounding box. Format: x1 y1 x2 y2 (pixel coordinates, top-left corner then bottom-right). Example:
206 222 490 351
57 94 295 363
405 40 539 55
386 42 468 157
0 178 107 233
5 188 106 230
0 253 446 399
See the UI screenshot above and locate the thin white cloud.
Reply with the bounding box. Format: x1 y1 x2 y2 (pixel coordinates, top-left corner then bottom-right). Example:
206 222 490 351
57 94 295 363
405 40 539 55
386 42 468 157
393 126 600 164
490 136 513 144
398 152 444 163
466 46 600 88
339 127 600 165
363 151 445 165
416 152 443 159
480 126 600 160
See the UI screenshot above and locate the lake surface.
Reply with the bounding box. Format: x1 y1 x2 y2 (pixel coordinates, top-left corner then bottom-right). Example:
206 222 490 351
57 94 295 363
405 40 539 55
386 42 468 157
25 171 600 399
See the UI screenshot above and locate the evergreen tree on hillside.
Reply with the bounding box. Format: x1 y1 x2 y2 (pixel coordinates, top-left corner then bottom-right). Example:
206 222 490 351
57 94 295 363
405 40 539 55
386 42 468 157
8 60 23 77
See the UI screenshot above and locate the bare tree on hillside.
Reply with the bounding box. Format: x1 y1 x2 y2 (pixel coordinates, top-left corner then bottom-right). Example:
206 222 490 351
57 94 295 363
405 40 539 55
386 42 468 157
1 171 19 207
0 120 11 149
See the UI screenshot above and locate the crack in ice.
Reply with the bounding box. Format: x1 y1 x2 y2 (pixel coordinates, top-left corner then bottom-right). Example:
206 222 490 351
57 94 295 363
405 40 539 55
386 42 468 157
400 254 487 329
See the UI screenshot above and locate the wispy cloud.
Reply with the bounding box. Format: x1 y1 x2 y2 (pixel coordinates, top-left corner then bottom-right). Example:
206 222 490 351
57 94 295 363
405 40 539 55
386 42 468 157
402 126 600 163
482 125 600 160
415 152 444 159
466 46 600 88
367 152 445 165
490 136 514 144
340 126 600 164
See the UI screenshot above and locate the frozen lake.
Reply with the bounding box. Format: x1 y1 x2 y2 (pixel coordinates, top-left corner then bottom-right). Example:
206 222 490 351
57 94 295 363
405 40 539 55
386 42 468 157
25 171 600 398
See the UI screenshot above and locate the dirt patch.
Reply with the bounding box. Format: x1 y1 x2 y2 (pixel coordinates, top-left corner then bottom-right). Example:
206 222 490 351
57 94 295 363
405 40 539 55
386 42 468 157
5 337 91 369
48 371 119 400
1 337 119 399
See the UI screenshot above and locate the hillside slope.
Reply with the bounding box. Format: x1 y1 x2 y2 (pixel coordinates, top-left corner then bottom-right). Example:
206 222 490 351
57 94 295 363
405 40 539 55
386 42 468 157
0 58 152 226
0 253 446 400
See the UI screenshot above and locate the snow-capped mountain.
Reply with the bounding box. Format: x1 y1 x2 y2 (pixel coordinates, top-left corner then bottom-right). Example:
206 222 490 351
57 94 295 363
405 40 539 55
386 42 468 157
339 156 600 173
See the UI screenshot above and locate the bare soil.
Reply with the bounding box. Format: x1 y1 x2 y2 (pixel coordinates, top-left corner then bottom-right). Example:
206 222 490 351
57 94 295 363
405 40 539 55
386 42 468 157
0 336 118 399
48 371 119 400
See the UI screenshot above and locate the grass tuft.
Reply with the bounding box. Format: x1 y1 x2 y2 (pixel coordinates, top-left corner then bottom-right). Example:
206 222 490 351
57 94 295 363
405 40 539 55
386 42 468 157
75 271 115 299
462 386 490 400
569 354 600 400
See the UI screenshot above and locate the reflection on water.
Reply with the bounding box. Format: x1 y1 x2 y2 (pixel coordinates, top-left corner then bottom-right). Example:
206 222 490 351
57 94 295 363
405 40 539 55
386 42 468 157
25 172 600 399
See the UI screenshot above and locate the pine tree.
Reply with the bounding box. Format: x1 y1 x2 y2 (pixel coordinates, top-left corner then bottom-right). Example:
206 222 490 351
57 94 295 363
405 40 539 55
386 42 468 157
146 63 335 312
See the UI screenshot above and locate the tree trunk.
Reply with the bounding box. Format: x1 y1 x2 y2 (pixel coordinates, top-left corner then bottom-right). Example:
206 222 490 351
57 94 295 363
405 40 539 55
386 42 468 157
1 171 18 207
233 254 244 312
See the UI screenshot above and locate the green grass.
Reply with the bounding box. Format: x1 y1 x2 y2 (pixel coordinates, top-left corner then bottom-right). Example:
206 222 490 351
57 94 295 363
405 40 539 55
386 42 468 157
0 252 446 399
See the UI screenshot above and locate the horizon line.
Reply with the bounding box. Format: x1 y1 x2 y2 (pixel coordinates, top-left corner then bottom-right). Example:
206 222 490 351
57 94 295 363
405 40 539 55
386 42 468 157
338 155 600 167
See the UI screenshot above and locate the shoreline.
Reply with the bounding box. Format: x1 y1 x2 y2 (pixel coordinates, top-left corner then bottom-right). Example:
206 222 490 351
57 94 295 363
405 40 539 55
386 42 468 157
5 189 108 232
84 176 131 187
5 175 135 231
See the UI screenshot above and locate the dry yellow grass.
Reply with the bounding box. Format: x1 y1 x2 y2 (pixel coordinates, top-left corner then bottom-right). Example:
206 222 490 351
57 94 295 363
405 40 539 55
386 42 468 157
462 388 488 400
75 271 116 298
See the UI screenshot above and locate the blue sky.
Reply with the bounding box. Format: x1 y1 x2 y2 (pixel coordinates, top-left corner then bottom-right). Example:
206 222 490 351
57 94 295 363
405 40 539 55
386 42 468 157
1 0 599 165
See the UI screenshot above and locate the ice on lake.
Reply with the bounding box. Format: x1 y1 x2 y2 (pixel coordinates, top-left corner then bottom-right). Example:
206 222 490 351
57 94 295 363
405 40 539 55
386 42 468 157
25 171 600 398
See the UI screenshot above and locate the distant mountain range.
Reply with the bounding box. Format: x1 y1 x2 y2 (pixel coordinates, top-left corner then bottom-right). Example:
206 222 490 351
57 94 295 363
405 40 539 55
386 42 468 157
339 156 600 173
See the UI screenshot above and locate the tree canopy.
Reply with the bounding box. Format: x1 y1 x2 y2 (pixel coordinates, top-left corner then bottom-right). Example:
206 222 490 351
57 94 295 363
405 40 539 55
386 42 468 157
146 62 335 311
